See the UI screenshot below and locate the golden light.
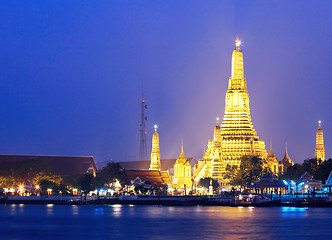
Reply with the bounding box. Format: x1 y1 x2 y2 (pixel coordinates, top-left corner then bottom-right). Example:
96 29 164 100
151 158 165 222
114 179 121 188
154 124 158 130
19 185 23 189
35 185 40 189
235 37 241 47
4 188 8 193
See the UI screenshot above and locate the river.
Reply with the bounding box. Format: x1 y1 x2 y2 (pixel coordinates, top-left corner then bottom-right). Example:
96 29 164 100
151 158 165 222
0 204 331 239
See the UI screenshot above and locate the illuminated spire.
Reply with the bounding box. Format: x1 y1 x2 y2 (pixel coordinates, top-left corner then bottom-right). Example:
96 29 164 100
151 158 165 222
268 138 275 158
179 139 186 159
149 125 161 170
231 37 245 81
281 142 294 171
315 121 325 161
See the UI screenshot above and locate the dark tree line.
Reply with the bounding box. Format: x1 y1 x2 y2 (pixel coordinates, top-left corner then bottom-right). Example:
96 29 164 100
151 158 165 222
280 158 332 183
0 159 61 188
0 160 128 195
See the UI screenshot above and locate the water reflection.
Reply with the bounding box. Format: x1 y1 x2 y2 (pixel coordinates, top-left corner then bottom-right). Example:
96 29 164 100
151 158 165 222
46 204 54 215
71 205 79 215
281 207 307 218
111 204 122 217
0 205 331 239
94 207 105 216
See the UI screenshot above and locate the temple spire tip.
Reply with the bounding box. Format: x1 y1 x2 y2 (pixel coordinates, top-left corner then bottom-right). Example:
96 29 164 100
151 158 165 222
235 37 241 48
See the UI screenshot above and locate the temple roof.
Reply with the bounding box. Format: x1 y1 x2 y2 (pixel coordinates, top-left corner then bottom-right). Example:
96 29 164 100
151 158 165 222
247 174 286 189
323 171 332 187
300 171 314 180
126 170 170 187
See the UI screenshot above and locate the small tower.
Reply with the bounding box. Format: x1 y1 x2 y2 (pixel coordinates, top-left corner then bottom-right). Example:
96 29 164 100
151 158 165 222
265 139 281 175
315 121 325 162
210 118 224 181
149 125 161 171
281 142 294 172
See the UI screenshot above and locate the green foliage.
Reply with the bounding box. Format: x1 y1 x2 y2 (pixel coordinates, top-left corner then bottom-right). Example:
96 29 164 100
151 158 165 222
40 179 59 195
198 177 220 189
280 158 332 183
97 162 128 186
0 159 61 187
79 173 95 193
223 155 264 187
62 162 128 192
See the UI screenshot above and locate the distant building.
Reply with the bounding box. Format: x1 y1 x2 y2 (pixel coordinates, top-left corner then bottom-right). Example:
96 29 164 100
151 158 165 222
0 155 97 178
315 121 325 161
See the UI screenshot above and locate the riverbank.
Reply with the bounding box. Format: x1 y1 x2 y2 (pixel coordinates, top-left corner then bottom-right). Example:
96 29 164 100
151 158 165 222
1 194 332 207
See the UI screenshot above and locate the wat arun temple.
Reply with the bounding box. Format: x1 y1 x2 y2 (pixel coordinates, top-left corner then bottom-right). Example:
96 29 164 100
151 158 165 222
137 38 327 189
193 38 278 185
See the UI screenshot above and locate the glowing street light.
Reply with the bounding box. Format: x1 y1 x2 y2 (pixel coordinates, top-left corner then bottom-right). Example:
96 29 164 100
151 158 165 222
47 188 52 196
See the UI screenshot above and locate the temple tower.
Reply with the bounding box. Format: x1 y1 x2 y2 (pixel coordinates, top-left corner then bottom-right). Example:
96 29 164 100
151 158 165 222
315 121 325 161
149 125 161 171
173 141 192 189
220 37 267 165
209 118 224 181
281 142 294 172
264 139 282 175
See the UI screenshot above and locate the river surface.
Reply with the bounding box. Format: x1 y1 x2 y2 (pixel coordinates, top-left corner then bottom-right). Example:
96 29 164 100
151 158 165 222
0 204 331 239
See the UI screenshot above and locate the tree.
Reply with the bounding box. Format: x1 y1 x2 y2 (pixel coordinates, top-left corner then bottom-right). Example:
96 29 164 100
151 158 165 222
223 155 264 187
79 173 95 193
198 177 219 189
0 159 61 188
280 158 332 184
240 155 263 186
97 162 128 187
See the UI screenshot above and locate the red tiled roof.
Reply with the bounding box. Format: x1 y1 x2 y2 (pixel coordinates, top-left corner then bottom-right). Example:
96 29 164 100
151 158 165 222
126 170 171 187
118 157 196 171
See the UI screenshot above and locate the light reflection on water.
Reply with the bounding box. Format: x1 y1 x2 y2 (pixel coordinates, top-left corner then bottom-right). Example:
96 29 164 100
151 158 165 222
71 205 79 215
111 204 122 217
0 205 332 239
46 204 54 216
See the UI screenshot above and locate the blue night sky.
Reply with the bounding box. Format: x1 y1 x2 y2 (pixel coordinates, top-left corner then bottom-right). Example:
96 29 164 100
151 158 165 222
0 1 332 167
